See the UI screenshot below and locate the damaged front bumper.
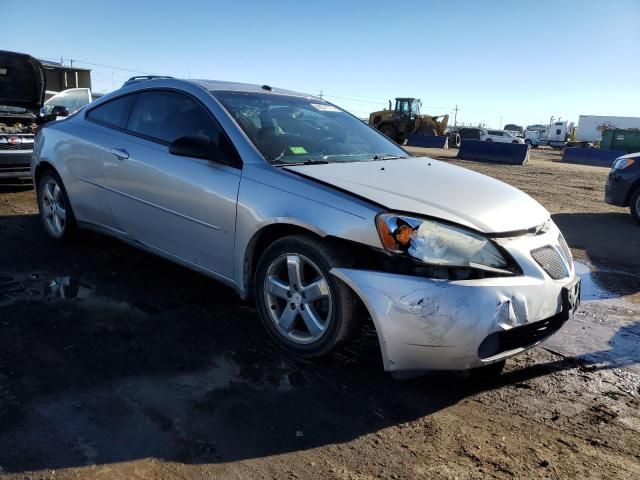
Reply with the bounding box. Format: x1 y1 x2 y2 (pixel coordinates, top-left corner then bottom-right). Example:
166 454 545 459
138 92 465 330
331 224 579 372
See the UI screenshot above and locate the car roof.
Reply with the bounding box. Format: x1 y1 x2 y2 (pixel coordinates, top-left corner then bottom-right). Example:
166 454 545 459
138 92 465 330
189 79 313 98
91 78 321 111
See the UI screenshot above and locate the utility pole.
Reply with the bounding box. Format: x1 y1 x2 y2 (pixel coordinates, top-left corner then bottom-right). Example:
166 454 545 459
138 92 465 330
319 90 323 99
453 105 459 128
70 59 73 67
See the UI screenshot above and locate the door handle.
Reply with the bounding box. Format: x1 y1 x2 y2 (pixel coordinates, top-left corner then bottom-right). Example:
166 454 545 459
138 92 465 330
110 148 129 160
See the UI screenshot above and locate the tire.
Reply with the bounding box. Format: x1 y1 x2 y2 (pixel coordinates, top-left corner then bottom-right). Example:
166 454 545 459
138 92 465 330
378 124 397 141
415 126 437 136
485 138 493 142
512 140 519 144
37 170 76 241
525 139 532 146
254 235 359 358
630 187 640 225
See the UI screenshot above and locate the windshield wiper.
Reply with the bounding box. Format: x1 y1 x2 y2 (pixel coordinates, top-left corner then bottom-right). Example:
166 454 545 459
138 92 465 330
372 153 408 160
274 159 330 166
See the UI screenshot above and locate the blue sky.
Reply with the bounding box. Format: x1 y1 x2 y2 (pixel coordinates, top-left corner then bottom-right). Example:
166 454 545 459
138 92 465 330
3 0 639 127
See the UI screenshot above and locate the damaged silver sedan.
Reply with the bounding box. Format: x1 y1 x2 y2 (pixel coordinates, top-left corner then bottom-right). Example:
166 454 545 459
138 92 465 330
32 79 580 374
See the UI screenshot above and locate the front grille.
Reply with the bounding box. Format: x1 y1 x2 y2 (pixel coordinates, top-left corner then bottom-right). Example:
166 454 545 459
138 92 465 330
478 313 566 359
0 142 32 151
0 164 30 173
531 245 569 279
557 234 573 266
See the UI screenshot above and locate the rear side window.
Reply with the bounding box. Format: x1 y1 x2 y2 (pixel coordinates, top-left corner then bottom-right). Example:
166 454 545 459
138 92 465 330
87 94 137 129
126 90 221 145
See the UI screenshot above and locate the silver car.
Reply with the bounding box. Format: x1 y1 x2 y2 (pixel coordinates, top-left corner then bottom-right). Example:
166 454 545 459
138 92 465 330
32 79 580 374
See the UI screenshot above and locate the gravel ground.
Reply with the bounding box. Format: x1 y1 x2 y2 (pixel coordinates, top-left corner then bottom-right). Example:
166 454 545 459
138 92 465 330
0 150 639 479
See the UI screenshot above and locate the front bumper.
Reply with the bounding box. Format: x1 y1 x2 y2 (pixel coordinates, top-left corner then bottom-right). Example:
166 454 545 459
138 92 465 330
331 223 578 372
0 149 32 178
604 169 636 207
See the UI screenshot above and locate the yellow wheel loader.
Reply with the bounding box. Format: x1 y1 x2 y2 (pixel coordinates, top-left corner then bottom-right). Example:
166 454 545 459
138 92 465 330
368 98 460 147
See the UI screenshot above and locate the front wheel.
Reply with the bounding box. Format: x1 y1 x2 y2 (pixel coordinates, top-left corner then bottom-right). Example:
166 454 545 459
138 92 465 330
254 235 359 357
378 124 397 141
37 170 76 241
630 188 640 225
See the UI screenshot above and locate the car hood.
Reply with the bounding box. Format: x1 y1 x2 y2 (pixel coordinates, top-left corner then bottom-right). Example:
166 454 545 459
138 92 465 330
285 157 549 233
0 51 46 112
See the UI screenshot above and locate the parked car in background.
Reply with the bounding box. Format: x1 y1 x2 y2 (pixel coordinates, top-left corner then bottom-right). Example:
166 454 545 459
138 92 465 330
605 152 640 224
504 124 524 138
485 130 525 144
40 88 98 120
0 50 48 178
457 126 487 141
32 78 580 375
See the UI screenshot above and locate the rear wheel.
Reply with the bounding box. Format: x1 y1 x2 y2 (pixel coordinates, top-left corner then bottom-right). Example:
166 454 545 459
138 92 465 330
37 170 76 241
254 235 359 357
485 138 493 142
630 187 640 225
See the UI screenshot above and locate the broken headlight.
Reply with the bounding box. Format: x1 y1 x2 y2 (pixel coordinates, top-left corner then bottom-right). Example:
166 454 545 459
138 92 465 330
376 213 507 269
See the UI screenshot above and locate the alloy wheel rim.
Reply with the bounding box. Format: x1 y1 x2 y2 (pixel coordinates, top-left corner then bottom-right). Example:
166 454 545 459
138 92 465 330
42 179 66 235
264 253 333 344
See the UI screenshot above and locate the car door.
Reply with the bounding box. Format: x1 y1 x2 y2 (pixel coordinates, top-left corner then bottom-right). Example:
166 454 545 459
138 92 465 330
67 93 139 230
104 89 242 280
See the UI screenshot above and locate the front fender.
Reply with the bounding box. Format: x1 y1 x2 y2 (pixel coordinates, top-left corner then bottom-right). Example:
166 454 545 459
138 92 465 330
234 163 383 296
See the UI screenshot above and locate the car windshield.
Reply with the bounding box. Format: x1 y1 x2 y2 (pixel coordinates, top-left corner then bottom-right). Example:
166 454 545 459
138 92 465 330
212 91 408 164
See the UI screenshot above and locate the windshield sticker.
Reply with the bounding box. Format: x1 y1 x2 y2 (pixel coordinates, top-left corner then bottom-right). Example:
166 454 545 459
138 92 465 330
289 146 308 155
310 103 340 112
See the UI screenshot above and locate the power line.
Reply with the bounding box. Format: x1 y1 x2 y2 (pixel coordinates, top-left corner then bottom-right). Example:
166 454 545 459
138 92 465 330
62 58 155 75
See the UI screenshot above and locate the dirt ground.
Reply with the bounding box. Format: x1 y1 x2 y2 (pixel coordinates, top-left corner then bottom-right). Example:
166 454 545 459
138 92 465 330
0 149 639 479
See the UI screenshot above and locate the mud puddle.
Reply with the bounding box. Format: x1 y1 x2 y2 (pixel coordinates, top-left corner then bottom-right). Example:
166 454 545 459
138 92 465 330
0 272 93 305
544 260 640 375
574 260 640 304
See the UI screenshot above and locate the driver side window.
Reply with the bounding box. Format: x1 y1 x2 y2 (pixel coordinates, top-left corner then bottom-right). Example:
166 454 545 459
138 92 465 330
126 90 222 146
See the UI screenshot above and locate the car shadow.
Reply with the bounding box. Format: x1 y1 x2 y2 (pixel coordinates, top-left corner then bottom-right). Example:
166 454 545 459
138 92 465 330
552 212 640 274
0 213 637 472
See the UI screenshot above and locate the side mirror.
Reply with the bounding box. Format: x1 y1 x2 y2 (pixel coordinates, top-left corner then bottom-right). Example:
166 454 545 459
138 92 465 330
169 134 222 162
51 105 70 117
